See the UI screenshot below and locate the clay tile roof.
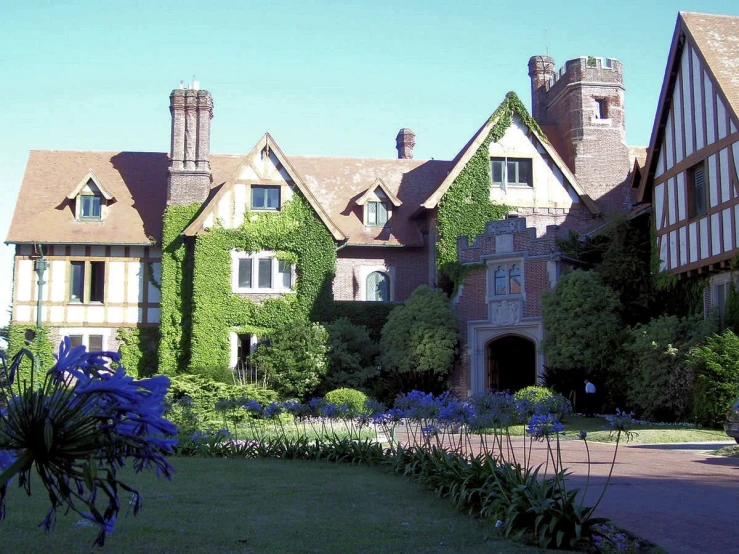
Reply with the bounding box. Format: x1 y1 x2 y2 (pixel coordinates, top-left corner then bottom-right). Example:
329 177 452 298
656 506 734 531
289 156 452 246
6 150 169 245
681 11 739 117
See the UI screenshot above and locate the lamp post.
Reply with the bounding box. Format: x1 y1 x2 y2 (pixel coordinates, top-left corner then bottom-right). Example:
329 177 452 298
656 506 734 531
34 253 49 376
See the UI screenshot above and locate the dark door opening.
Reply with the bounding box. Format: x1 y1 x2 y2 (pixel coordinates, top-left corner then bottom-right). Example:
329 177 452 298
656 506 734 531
486 335 536 393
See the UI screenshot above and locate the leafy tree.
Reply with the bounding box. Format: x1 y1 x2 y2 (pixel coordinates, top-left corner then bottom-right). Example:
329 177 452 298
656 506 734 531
688 330 739 427
541 270 622 375
378 286 460 398
249 319 329 400
320 318 380 393
624 315 716 421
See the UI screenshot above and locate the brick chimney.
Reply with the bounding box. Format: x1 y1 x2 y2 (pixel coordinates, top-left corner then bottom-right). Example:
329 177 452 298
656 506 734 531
395 128 416 159
167 88 213 206
528 56 555 125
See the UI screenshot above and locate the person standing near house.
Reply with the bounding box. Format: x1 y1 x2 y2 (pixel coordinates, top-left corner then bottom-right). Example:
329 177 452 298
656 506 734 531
584 379 596 417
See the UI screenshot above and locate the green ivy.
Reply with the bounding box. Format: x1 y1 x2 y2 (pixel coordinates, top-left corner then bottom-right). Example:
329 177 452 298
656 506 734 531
7 324 55 385
117 327 159 378
331 301 397 342
188 193 336 371
158 204 200 375
436 92 541 268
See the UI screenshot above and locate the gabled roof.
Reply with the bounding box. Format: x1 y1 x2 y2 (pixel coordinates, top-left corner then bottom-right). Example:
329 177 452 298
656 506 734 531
419 92 600 215
183 133 345 240
66 169 115 201
638 11 739 203
6 150 170 245
355 178 402 207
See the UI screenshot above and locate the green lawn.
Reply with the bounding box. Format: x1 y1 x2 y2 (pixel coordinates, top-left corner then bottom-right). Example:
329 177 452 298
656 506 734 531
483 415 728 444
0 458 554 554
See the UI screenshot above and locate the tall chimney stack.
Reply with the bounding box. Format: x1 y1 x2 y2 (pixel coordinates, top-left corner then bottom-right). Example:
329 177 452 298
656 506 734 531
395 128 416 159
528 56 555 125
167 88 213 206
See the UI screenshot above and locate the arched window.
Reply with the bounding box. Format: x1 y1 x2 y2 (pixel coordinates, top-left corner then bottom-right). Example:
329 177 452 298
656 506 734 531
494 266 507 296
366 271 390 301
509 264 522 294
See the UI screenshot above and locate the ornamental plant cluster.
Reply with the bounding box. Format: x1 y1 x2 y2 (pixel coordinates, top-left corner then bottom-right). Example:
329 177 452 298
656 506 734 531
543 216 739 426
170 387 640 551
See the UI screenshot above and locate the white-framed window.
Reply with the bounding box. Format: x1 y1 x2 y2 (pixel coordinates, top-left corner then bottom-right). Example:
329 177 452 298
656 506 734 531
489 261 524 297
59 328 111 352
366 271 390 301
79 195 102 220
491 158 533 187
365 201 389 227
358 265 395 301
231 251 294 293
251 185 280 210
69 260 105 303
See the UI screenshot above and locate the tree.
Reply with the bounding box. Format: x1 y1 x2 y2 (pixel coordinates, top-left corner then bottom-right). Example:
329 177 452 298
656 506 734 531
321 317 380 393
249 319 329 399
378 286 460 398
541 270 623 380
689 330 739 427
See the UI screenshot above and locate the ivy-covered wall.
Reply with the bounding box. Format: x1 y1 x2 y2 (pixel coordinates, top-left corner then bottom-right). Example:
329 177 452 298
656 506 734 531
436 92 545 269
117 327 159 378
158 204 200 375
7 324 55 384
188 193 337 371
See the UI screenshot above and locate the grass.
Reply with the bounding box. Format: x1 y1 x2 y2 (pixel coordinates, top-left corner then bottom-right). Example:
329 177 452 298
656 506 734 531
0 457 555 554
477 415 728 444
710 444 739 457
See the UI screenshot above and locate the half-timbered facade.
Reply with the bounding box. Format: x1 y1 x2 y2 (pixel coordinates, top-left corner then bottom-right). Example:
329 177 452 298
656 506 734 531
637 12 739 318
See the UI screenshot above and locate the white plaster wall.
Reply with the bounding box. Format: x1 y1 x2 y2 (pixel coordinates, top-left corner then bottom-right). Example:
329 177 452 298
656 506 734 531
488 116 577 208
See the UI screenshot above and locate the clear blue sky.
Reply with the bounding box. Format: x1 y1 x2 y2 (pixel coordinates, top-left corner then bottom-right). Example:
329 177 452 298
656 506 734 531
1 0 739 329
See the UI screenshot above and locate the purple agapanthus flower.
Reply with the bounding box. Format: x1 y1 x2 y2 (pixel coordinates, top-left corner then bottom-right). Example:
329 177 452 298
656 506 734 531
0 337 178 547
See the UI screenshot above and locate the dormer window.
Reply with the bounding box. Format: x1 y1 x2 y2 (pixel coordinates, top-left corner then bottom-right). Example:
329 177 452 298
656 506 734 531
366 201 388 227
66 170 114 222
80 195 102 220
356 177 402 228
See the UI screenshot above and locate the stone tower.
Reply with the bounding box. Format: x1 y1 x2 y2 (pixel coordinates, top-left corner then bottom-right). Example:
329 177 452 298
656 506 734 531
528 56 631 213
167 88 214 206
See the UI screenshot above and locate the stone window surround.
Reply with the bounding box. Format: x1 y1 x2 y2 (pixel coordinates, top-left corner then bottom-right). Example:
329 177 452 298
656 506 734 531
357 264 395 302
485 256 525 302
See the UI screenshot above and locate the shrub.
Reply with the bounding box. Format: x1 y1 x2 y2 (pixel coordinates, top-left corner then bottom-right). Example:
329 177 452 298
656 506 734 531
378 286 460 399
249 319 329 400
514 386 572 421
324 388 369 416
322 318 379 393
689 330 739 427
166 374 277 428
541 271 623 376
624 314 715 421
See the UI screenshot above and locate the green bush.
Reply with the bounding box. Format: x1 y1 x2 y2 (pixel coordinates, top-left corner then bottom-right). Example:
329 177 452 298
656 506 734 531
689 330 739 427
513 386 572 421
249 319 329 400
166 374 278 428
541 271 623 374
378 286 460 399
324 388 369 416
321 318 379 394
624 314 715 421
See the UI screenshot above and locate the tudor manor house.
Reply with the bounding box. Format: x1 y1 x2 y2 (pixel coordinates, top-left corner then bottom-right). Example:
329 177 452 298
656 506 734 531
9 40 663 395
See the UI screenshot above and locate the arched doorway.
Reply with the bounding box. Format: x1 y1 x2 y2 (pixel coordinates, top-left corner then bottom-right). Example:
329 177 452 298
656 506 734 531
486 335 536 392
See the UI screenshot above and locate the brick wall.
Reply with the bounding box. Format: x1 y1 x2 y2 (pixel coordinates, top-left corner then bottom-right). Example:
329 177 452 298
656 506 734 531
334 246 429 301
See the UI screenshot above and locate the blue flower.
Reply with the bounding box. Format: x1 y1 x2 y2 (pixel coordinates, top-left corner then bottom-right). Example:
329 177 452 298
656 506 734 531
0 339 178 546
263 402 282 419
242 399 263 415
526 414 565 439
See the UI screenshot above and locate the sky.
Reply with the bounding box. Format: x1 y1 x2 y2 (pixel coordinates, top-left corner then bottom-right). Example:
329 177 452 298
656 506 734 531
1 0 739 329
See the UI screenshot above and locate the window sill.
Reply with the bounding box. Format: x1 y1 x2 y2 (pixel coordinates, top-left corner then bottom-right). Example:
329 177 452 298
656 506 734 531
233 288 294 295
487 294 523 302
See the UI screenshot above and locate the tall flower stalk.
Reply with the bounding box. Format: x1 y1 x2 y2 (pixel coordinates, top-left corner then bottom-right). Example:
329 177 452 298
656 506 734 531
0 339 177 546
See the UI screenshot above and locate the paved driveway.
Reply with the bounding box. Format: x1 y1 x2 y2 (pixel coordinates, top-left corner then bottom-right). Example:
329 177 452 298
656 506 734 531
553 439 739 554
